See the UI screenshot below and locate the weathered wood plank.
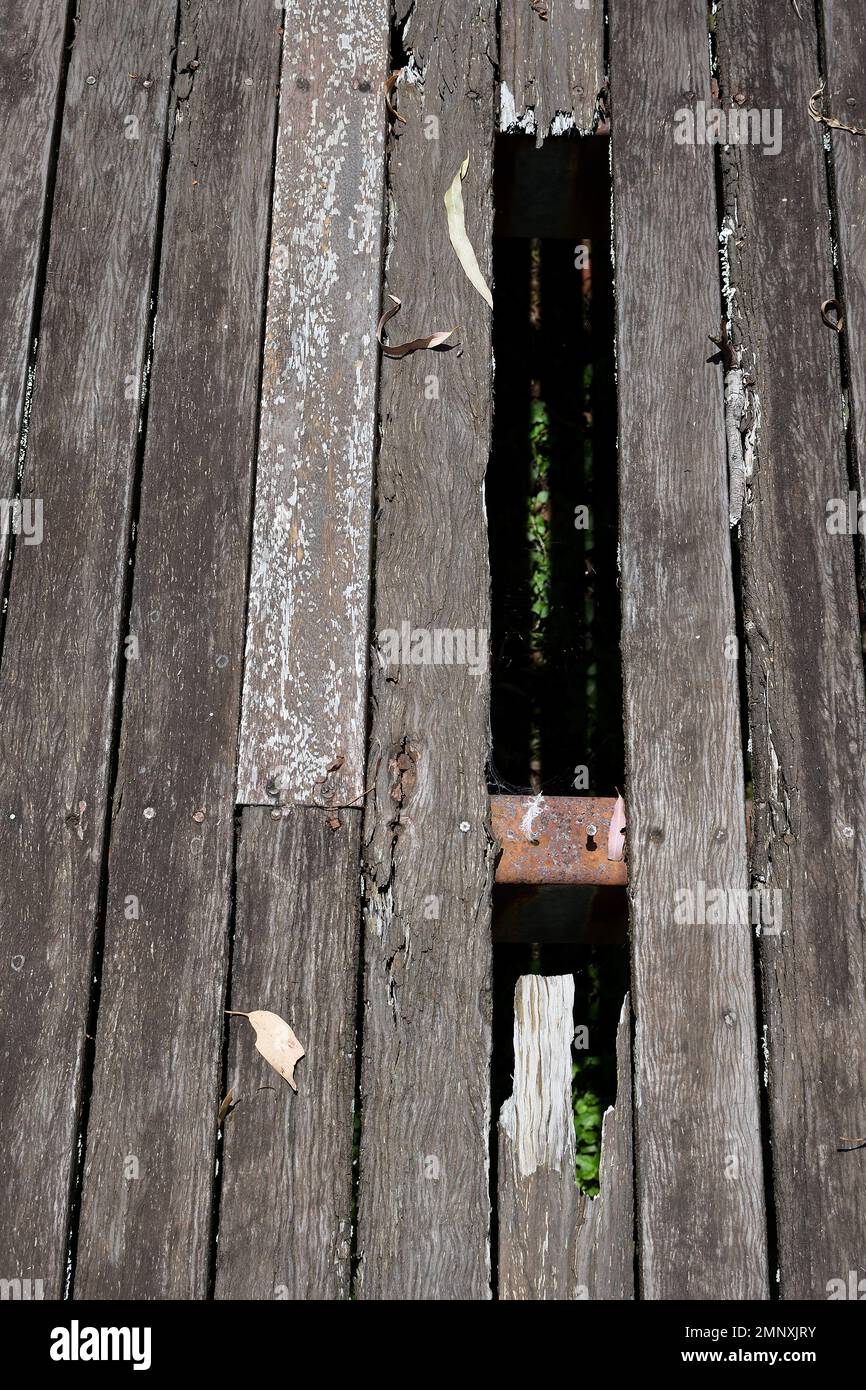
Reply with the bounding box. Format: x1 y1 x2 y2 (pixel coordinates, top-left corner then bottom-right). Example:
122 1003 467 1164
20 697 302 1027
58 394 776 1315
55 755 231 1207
355 0 497 1301
608 0 768 1299
499 975 577 1300
823 2 866 511
215 807 361 1300
499 980 633 1300
0 0 179 1298
74 1 281 1298
500 0 603 143
574 994 633 1298
237 0 388 807
0 0 69 573
716 0 866 1300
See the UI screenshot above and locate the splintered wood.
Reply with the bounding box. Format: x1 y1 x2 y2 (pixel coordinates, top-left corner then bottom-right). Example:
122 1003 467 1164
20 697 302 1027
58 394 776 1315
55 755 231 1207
499 0 604 143
498 978 633 1300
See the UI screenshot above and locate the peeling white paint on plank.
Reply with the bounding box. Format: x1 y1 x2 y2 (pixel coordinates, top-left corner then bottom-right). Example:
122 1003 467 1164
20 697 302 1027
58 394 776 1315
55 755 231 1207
238 0 388 806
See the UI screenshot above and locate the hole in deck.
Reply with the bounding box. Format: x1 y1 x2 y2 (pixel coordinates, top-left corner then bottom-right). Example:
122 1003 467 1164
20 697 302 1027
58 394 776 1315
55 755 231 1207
486 133 628 1208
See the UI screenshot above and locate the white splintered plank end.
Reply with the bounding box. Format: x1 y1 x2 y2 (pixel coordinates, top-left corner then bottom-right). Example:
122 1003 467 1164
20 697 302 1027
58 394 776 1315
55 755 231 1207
498 983 634 1300
499 0 604 143
500 974 576 1177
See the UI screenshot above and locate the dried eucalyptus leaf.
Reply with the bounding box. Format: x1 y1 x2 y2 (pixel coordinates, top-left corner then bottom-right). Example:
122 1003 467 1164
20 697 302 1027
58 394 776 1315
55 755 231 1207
376 294 457 358
226 1009 305 1091
444 154 492 308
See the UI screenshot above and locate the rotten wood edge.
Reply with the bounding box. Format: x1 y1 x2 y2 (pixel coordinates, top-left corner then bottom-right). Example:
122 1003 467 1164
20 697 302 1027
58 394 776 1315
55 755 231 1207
498 977 633 1299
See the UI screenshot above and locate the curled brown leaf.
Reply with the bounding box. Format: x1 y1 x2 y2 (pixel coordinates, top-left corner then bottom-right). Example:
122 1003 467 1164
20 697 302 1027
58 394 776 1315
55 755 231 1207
821 298 845 333
217 1089 234 1126
384 70 407 125
376 295 458 358
809 86 866 137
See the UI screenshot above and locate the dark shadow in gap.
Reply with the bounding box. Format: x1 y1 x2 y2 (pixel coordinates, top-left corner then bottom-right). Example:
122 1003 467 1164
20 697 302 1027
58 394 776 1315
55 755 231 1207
487 135 629 1278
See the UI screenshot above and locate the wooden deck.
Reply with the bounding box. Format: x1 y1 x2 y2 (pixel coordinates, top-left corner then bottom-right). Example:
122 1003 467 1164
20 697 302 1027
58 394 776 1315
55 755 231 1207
0 0 864 1301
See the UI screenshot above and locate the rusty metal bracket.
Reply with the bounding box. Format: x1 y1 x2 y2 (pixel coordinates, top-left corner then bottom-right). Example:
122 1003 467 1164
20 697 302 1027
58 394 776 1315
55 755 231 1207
491 795 627 887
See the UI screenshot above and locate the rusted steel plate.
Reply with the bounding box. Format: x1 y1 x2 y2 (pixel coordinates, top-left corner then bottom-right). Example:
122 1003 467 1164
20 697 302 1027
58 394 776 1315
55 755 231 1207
492 795 627 886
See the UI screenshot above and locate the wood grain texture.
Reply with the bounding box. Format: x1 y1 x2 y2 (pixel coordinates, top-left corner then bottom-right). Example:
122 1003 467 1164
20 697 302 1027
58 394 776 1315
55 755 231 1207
0 0 178 1298
823 1 866 510
74 0 281 1299
716 0 866 1300
215 808 361 1300
0 0 68 574
608 0 768 1299
574 994 633 1298
499 981 633 1300
237 0 387 807
499 0 603 143
355 0 497 1301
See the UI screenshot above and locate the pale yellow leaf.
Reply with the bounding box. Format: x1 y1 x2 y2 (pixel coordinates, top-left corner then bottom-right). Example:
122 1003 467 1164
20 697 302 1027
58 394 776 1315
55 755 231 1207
444 154 492 308
225 1009 305 1091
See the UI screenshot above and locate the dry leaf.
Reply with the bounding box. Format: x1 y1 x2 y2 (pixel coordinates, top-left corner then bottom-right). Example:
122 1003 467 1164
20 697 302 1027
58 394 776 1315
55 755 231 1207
217 1089 233 1126
444 154 493 309
376 295 457 358
821 298 845 333
808 86 866 137
225 1009 305 1091
384 69 407 125
607 794 626 862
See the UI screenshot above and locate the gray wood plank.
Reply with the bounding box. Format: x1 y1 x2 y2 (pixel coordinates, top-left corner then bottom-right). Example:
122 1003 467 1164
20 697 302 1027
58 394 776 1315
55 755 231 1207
608 0 768 1299
574 994 633 1298
499 975 577 1300
716 0 866 1300
823 2 866 509
0 0 68 574
215 807 361 1300
500 0 603 143
355 0 497 1301
499 981 633 1300
0 0 179 1299
237 0 388 807
74 1 281 1298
